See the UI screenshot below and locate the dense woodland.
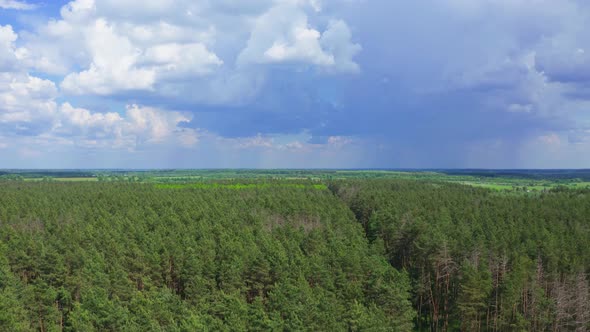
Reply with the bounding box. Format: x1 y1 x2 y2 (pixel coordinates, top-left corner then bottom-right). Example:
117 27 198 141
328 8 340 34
0 179 588 331
331 180 590 331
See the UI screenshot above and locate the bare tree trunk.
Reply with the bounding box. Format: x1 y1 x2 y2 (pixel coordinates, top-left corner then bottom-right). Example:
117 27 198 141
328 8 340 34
552 277 569 331
574 272 589 332
429 273 439 332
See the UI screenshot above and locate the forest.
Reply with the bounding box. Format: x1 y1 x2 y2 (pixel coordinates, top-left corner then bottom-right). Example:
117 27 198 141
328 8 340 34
0 175 588 331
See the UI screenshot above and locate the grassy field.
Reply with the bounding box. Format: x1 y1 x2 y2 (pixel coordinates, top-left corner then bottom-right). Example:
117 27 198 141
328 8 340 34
3 169 590 193
24 177 98 182
155 182 328 190
51 177 98 182
457 180 590 191
458 182 515 190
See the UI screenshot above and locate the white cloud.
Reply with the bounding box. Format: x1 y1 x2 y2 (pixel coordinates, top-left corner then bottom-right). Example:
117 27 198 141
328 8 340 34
56 103 122 135
123 22 216 47
0 25 19 72
238 3 360 72
124 104 191 143
0 0 36 10
230 133 274 149
0 66 197 148
60 0 95 22
35 2 227 96
52 103 197 148
14 0 359 103
143 42 223 79
0 73 58 125
5 0 590 168
60 19 157 95
327 135 353 146
320 20 361 73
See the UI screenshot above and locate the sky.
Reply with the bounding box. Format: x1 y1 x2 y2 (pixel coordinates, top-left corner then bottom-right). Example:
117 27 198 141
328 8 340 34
1 0 590 169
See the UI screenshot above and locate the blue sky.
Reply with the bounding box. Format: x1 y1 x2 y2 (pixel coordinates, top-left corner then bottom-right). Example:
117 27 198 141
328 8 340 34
1 0 590 168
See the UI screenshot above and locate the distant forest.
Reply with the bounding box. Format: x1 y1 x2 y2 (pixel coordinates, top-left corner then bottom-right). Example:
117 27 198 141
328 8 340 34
0 177 588 331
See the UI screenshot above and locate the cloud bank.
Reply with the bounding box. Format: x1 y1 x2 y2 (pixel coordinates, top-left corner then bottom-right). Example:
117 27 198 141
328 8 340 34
1 0 590 168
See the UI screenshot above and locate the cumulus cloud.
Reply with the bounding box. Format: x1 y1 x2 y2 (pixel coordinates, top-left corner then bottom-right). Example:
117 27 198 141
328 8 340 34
0 73 58 127
14 0 359 104
4 0 590 167
320 20 362 73
60 19 156 95
142 42 223 78
60 18 222 95
0 68 197 149
53 103 197 148
0 25 19 72
238 3 360 72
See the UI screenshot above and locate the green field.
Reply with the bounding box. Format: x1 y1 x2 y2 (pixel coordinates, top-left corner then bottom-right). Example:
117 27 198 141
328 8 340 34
24 177 99 182
155 182 328 190
2 169 590 194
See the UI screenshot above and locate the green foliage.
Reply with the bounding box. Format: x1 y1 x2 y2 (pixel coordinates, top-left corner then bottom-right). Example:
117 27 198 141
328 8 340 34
154 182 328 190
0 181 412 331
456 263 492 331
0 177 588 331
332 179 590 331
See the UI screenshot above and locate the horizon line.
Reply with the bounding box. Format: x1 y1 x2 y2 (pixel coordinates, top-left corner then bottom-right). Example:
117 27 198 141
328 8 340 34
1 168 590 172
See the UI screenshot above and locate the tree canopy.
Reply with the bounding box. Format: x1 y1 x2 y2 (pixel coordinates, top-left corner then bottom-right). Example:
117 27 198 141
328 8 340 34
0 179 588 331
